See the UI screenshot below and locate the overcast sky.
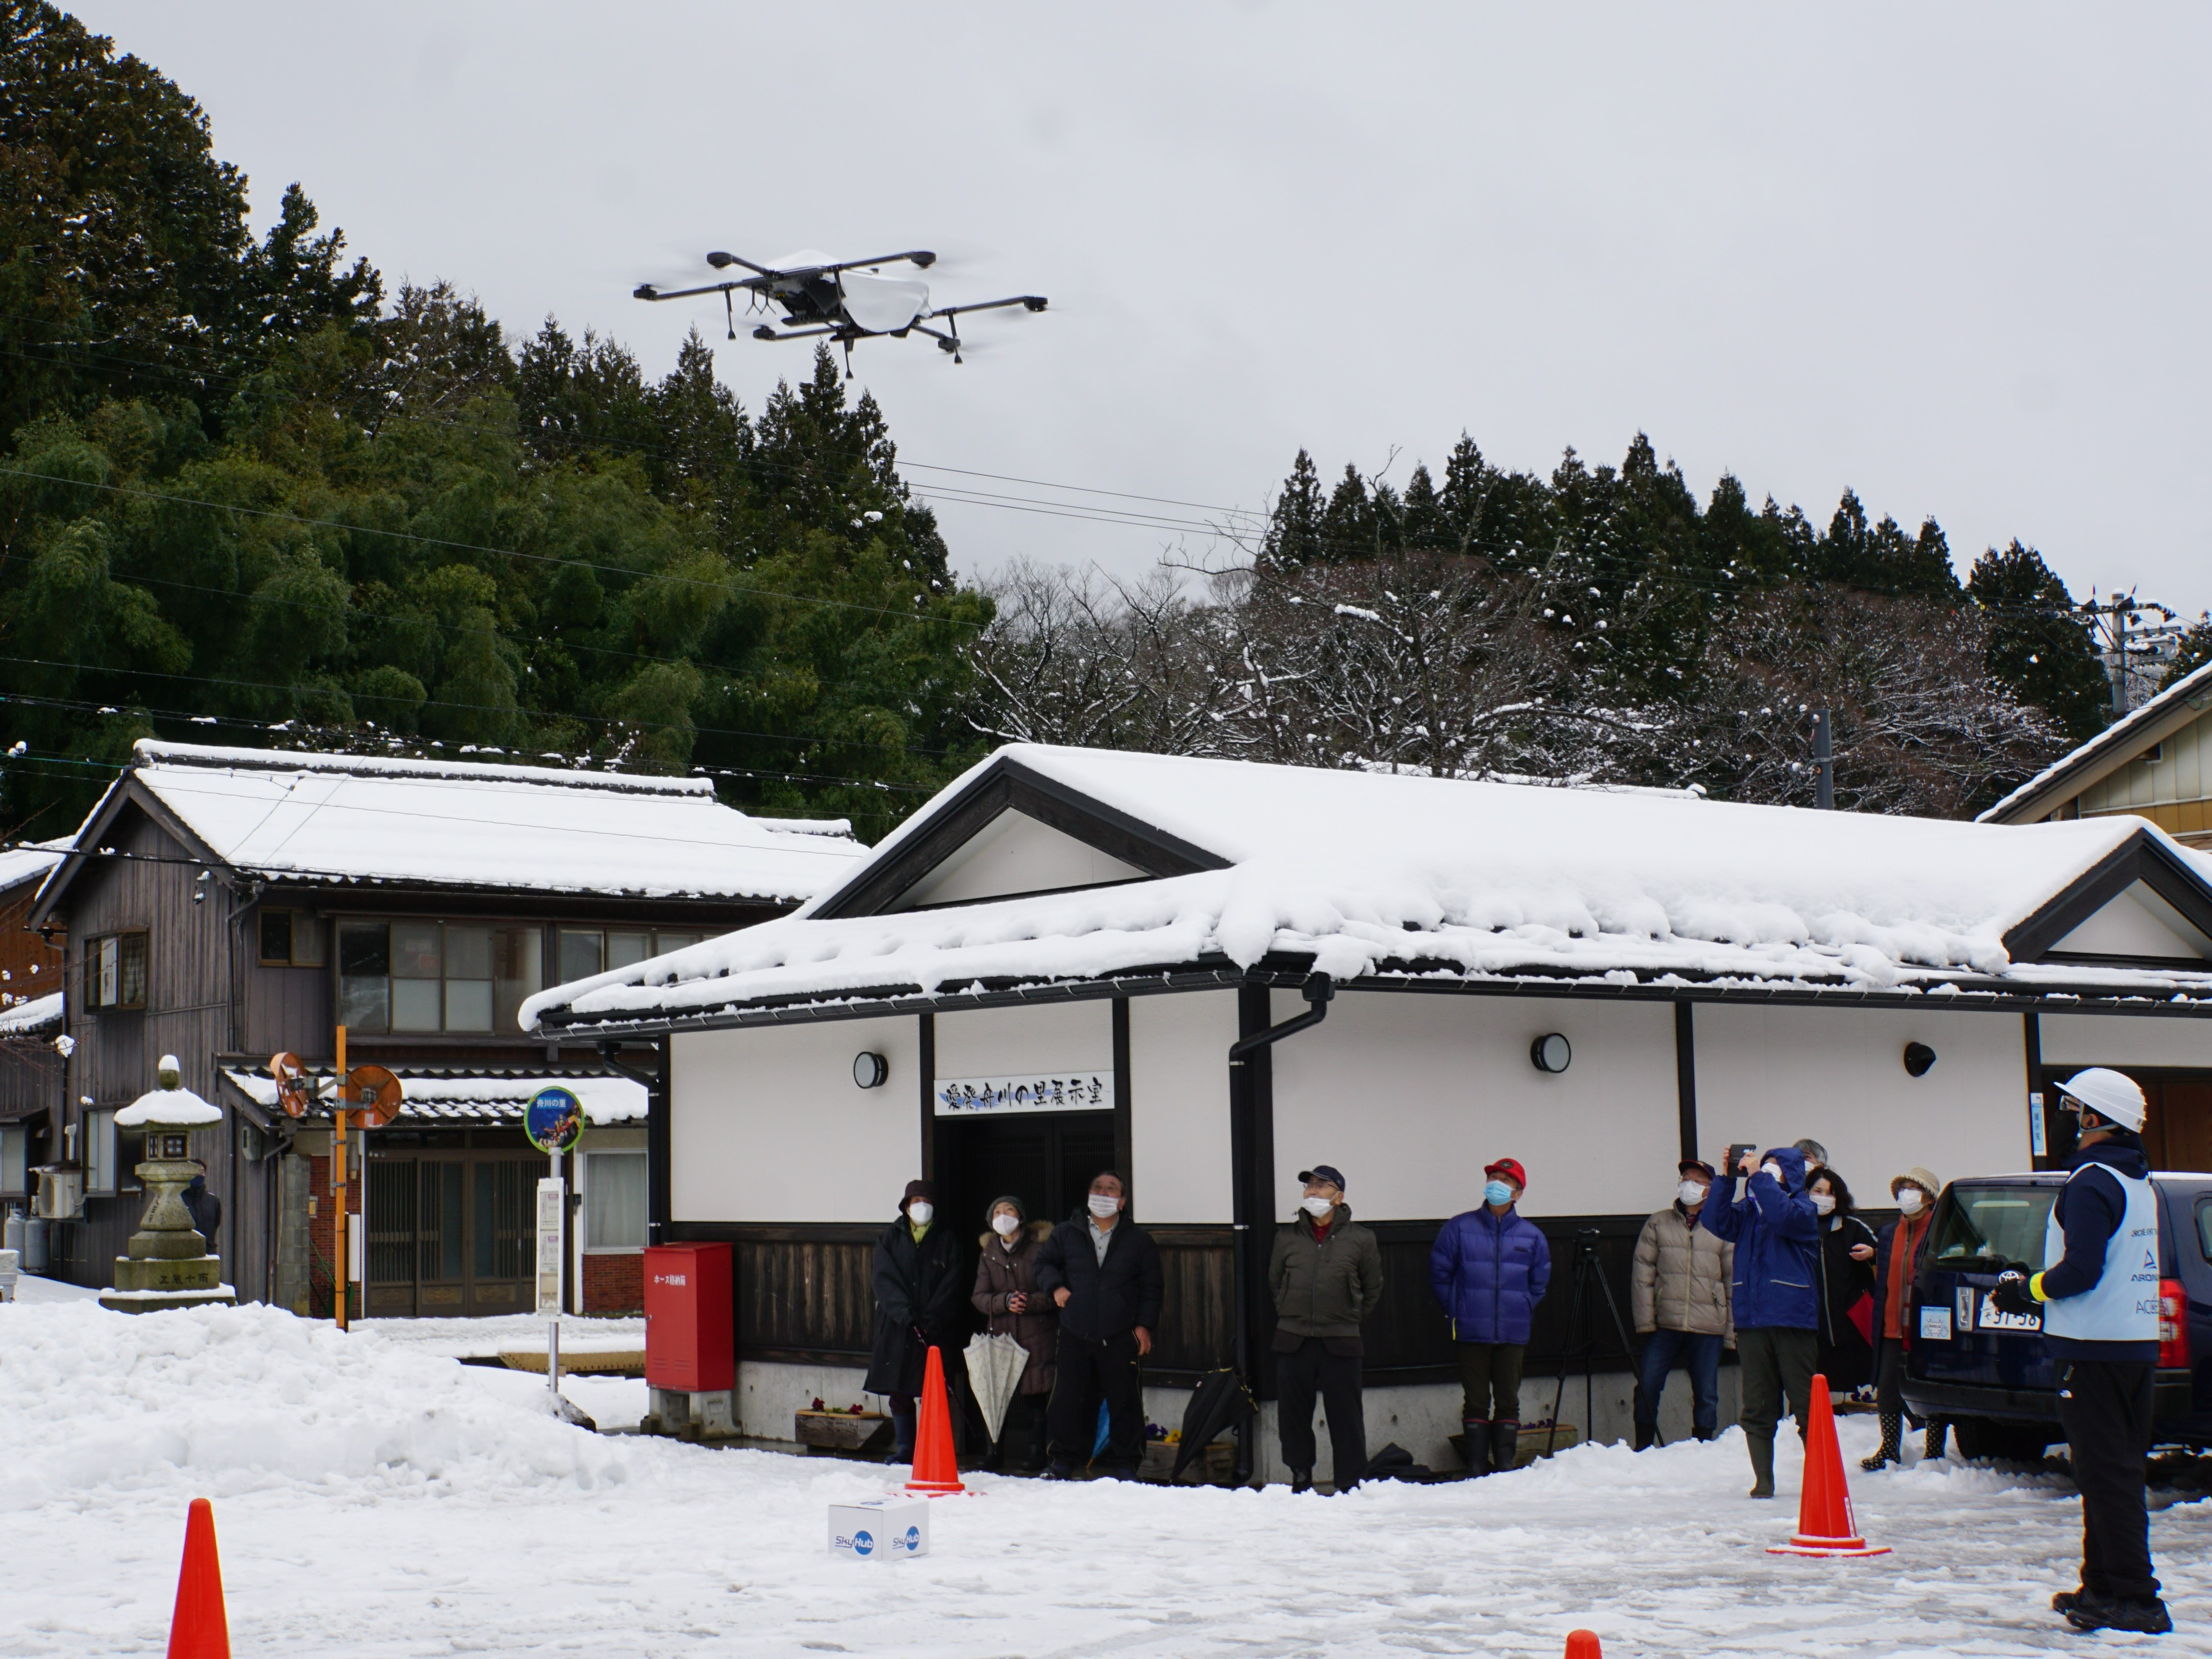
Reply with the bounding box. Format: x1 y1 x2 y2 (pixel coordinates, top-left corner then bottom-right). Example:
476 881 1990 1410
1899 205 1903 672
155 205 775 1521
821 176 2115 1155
74 2 2212 615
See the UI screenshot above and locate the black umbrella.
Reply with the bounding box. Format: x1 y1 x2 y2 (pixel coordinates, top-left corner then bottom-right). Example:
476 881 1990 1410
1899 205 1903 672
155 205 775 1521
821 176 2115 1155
1171 1368 1255 1481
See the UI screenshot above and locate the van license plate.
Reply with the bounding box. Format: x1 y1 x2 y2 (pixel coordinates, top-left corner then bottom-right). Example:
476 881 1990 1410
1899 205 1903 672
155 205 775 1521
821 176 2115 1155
1919 1305 1952 1341
1975 1292 2040 1333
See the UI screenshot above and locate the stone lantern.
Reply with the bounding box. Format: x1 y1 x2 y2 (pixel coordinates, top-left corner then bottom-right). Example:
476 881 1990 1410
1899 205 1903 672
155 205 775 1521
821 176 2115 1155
98 1055 236 1313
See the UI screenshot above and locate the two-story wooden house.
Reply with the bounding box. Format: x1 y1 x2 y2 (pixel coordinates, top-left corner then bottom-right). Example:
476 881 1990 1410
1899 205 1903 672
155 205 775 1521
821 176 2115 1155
26 741 864 1317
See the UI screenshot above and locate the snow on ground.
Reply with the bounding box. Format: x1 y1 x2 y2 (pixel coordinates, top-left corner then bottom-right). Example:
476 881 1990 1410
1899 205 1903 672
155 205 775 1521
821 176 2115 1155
353 1311 645 1359
11 1273 103 1304
3 1300 2207 1658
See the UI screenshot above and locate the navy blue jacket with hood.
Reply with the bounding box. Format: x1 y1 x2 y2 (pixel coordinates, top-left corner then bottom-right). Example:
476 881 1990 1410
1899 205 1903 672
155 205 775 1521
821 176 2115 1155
1698 1146 1820 1331
1429 1203 1553 1344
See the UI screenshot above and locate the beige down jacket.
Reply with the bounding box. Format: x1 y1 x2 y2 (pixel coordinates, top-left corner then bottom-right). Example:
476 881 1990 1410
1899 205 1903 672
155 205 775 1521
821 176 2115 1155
1632 1203 1734 1342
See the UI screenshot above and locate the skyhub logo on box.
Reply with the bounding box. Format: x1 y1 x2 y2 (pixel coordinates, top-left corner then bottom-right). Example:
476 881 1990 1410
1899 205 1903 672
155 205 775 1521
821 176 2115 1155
848 1529 874 1556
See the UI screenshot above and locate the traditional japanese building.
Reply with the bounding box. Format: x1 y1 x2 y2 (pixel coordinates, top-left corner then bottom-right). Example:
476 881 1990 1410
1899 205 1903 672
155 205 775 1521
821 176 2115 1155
523 744 2212 1481
26 741 863 1316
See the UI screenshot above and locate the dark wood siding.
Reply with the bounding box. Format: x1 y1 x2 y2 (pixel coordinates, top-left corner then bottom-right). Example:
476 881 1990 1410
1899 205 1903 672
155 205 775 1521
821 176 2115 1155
670 1214 1649 1395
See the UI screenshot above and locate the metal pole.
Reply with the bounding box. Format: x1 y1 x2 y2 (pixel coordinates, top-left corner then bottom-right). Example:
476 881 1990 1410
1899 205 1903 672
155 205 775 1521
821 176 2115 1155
2111 602 2130 717
548 1145 562 1403
1812 709 1834 810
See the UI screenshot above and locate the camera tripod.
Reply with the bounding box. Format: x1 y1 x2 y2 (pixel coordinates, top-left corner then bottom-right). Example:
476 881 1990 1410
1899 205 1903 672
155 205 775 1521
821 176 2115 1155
1547 1228 1642 1454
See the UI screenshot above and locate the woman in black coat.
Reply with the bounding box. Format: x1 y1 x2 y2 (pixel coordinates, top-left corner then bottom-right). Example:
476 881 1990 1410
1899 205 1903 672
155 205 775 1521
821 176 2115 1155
1807 1167 1878 1395
864 1178 968 1463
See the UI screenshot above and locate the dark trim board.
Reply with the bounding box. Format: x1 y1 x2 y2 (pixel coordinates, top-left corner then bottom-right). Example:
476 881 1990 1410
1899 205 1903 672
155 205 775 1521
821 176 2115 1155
2001 828 2212 964
809 756 1230 920
1674 1001 1698 1165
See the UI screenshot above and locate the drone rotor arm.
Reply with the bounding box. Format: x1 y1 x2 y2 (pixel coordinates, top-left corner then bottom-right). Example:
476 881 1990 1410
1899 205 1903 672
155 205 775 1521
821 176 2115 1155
633 279 748 303
921 294 1049 319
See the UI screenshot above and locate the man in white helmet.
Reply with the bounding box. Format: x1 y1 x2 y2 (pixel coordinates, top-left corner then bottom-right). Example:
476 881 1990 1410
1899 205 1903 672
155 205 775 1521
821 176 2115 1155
1993 1067 2169 1635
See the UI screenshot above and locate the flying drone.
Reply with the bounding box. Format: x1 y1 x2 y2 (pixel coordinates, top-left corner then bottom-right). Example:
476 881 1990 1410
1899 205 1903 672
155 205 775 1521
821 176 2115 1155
634 248 1046 373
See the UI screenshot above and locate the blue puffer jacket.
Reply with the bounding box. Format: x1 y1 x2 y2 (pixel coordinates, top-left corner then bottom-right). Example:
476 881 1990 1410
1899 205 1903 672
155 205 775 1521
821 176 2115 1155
1429 1205 1553 1344
1697 1146 1820 1331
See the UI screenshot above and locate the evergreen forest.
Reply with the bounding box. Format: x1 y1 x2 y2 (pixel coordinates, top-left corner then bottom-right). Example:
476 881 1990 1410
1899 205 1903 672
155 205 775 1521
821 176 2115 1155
0 2 2156 844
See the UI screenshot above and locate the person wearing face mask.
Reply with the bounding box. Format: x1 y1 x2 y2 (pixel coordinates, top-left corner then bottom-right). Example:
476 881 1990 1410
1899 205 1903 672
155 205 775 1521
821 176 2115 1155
1035 1171 1163 1479
1429 1158 1551 1477
1629 1160 1734 1450
971 1195 1058 1473
1698 1145 1820 1498
1267 1164 1385 1492
1807 1168 1878 1397
865 1178 969 1465
1857 1165 1944 1474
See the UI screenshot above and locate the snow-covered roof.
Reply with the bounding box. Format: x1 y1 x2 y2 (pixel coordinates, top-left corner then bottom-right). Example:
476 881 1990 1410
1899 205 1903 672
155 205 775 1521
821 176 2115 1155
71 741 865 903
0 839 69 898
221 1066 645 1126
522 745 2212 1033
0 991 63 1036
1979 659 2212 825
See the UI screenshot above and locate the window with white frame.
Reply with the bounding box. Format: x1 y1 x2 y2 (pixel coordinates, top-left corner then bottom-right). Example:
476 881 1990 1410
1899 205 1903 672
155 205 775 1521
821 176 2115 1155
84 1107 118 1194
584 1151 647 1251
335 920 543 1034
0 1124 26 1196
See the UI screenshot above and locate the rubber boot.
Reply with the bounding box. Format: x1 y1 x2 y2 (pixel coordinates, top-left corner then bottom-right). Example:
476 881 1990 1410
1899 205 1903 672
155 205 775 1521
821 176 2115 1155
1924 1419 1949 1462
1490 1419 1520 1476
1632 1422 1657 1452
1461 1419 1492 1477
1290 1468 1313 1494
1746 1434 1776 1498
1860 1411 1902 1473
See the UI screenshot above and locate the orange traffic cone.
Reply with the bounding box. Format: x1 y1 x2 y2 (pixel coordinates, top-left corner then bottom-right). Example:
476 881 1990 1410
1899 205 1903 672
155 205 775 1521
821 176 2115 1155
167 1498 232 1659
904 1346 967 1496
1564 1632 1603 1658
1767 1374 1891 1558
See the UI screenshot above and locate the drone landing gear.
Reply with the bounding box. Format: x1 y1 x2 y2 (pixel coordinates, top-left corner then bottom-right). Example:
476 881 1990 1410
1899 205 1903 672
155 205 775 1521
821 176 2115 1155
723 289 736 341
917 321 963 363
841 337 855 379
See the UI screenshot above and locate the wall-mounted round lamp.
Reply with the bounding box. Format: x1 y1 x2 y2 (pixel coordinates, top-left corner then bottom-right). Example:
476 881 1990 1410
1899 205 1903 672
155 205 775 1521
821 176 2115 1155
852 1051 890 1090
1530 1033 1573 1074
1902 1042 1937 1079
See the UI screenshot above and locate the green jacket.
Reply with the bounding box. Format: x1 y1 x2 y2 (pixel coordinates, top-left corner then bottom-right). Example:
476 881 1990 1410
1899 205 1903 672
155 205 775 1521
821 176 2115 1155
1268 1203 1385 1342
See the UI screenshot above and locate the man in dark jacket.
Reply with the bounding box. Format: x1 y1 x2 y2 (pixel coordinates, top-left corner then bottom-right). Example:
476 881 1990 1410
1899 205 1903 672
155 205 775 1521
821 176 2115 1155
1699 1144 1818 1498
865 1178 968 1464
182 1163 221 1252
1994 1069 2170 1635
1035 1170 1163 1479
1268 1163 1384 1492
1429 1156 1551 1477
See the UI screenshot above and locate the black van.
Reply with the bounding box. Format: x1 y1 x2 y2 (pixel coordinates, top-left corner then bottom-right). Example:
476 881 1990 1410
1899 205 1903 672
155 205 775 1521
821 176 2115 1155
1900 1171 2210 1460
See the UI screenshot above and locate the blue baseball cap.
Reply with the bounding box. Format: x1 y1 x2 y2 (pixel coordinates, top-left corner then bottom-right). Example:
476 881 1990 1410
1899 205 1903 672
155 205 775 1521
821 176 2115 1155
1298 1165 1346 1190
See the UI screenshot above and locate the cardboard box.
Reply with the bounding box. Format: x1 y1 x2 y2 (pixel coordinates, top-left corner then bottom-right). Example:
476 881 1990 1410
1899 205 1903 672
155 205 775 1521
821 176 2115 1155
828 1496 930 1561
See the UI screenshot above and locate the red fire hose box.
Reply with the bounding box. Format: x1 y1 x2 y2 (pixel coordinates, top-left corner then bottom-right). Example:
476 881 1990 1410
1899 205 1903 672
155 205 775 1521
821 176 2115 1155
644 1242 733 1393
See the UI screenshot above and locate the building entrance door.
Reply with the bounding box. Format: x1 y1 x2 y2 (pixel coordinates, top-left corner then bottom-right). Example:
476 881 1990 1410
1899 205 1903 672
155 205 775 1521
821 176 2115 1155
364 1146 542 1316
2141 1078 2212 1172
934 1113 1118 1250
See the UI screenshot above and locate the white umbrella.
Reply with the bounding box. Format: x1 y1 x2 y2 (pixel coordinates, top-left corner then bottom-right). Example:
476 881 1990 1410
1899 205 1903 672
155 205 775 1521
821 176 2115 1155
963 1332 1028 1443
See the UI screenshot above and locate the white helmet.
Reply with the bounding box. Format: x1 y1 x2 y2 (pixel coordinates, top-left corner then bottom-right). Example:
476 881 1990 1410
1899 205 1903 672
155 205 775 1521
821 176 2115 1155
2056 1067 2146 1132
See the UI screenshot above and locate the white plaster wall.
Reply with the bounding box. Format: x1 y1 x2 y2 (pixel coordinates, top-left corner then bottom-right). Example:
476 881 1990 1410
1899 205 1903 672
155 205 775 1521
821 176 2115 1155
1267 991 1680 1220
933 999 1112 1079
1694 1004 2028 1192
899 810 1144 908
1128 992 1237 1223
2039 1013 2212 1070
670 1018 921 1223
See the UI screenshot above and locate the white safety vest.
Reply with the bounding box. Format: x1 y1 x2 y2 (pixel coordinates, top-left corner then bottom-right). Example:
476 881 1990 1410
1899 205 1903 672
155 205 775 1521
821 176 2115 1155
2042 1159 2159 1345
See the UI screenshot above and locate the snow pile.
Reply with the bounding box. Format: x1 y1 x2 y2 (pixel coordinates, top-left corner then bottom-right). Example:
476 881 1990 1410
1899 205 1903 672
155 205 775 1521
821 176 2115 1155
88 740 866 903
0 1301 633 1511
527 743 2212 1030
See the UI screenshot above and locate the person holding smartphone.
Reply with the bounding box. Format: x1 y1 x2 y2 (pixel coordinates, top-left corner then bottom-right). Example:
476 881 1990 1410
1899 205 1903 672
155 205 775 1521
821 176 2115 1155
1698 1144 1820 1499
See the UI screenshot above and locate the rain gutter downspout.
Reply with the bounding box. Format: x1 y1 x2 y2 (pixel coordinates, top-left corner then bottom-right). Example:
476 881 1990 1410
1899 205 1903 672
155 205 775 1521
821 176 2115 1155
1225 971 1334 1483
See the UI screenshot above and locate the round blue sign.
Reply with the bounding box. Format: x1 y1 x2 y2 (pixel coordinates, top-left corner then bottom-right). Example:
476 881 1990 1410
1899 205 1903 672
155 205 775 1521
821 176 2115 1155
851 1529 875 1557
524 1086 585 1154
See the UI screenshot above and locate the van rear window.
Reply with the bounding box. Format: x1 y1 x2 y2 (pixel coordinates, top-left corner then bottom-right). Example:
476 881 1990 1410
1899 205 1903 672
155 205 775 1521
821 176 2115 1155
1930 1185 2059 1272
2197 1200 2212 1264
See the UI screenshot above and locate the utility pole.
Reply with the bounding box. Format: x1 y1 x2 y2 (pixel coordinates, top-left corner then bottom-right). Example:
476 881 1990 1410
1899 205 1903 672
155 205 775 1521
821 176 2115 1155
2110 603 2129 719
1811 709 1834 810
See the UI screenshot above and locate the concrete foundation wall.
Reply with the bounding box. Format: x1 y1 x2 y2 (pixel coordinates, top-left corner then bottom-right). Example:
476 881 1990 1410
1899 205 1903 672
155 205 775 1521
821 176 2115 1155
735 1358 876 1442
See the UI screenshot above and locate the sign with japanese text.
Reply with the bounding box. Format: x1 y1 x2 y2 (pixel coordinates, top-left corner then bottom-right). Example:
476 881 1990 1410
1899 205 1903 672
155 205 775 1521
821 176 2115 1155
933 1071 1113 1117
